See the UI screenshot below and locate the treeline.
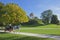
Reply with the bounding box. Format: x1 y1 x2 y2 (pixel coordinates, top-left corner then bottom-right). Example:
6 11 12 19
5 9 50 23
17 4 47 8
0 2 60 27
22 10 60 26
41 10 59 25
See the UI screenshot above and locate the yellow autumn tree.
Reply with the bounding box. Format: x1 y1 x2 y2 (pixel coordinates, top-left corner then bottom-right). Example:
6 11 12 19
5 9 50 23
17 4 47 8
1 3 29 25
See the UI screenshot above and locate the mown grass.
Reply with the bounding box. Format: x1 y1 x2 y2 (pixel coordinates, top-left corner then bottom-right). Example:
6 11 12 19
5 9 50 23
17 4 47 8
19 29 60 35
0 32 54 40
21 24 60 28
16 24 60 35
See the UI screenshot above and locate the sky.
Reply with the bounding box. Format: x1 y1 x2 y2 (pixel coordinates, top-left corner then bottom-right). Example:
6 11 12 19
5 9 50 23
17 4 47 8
0 0 60 20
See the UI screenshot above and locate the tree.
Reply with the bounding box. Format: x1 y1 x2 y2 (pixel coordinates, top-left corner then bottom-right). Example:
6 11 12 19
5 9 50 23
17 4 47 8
41 10 53 24
34 17 38 20
0 2 5 26
0 2 4 10
30 13 34 19
0 3 29 25
51 15 59 24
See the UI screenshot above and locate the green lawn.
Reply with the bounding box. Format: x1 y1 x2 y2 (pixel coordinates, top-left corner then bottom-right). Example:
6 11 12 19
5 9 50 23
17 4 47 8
17 24 60 35
19 29 60 35
21 24 60 28
0 32 54 40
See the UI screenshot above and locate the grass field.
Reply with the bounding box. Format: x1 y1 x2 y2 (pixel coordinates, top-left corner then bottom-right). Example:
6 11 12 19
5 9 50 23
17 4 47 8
21 24 60 28
0 32 54 40
17 24 60 35
0 24 59 40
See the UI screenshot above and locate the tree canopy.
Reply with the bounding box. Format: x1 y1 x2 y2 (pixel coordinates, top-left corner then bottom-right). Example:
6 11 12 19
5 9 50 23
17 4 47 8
30 13 34 19
41 10 53 24
0 3 29 25
51 15 59 24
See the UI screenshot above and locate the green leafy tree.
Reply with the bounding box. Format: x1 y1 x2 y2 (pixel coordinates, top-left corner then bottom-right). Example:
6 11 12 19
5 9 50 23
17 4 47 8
51 15 59 24
30 13 34 19
34 17 38 20
0 2 4 10
0 3 29 25
0 2 5 26
41 10 53 24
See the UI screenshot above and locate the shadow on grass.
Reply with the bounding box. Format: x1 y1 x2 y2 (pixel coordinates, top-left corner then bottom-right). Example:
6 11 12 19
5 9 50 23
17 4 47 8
0 36 54 40
0 32 8 34
0 33 54 40
15 36 53 40
22 24 45 27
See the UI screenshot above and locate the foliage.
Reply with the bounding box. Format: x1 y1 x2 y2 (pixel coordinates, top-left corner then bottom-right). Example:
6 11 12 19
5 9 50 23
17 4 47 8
21 19 39 25
51 15 59 24
0 2 5 26
34 17 43 24
29 13 34 19
0 2 4 10
0 3 29 26
21 16 43 26
41 10 53 24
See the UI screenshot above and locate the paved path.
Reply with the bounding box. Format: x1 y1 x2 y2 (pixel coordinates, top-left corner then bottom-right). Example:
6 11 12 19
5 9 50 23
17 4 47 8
0 30 60 40
10 32 60 40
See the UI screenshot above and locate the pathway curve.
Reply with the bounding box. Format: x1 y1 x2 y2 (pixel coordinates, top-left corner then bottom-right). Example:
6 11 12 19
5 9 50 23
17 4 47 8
0 30 60 40
10 32 60 40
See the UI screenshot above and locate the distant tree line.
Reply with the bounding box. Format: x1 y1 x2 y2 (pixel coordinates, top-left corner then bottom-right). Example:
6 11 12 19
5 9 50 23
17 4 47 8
41 10 59 25
22 10 60 26
0 2 59 27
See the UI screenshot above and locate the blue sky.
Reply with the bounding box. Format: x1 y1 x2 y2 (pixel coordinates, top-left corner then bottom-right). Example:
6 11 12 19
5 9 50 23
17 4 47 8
0 0 60 20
